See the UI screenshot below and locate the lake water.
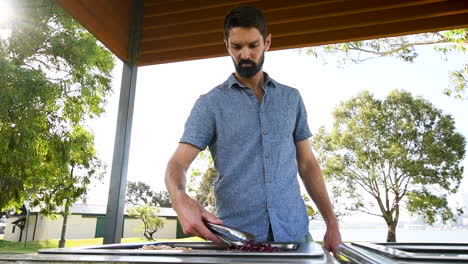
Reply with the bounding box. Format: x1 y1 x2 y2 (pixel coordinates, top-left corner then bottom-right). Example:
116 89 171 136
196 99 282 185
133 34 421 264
309 227 468 242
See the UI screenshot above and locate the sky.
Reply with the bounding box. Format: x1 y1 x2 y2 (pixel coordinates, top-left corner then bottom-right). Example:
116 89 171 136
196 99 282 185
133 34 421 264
86 44 468 218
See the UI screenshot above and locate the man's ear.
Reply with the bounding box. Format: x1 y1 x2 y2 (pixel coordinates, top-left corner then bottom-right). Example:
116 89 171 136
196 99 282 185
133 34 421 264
224 38 229 51
264 33 272 51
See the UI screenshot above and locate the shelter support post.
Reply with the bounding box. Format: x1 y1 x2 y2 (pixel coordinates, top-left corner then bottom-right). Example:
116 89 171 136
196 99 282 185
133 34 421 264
103 0 143 244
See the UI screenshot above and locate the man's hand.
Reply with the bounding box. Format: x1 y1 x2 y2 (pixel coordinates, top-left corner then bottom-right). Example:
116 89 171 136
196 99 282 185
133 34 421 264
172 192 223 243
323 223 342 256
165 143 223 243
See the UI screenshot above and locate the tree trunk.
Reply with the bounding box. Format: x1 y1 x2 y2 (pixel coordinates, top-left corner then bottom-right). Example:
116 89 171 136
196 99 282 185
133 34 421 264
59 166 75 248
59 202 70 248
148 231 156 240
386 221 397 242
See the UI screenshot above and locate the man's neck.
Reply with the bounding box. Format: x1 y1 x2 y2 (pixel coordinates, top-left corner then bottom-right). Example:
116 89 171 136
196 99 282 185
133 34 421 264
234 71 265 92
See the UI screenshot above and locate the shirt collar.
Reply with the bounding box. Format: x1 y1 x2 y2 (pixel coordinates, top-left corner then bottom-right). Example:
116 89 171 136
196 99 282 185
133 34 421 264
227 72 277 90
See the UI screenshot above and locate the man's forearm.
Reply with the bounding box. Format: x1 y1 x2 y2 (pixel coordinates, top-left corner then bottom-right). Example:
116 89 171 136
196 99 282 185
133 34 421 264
164 143 202 207
299 157 338 227
165 159 188 208
295 139 342 254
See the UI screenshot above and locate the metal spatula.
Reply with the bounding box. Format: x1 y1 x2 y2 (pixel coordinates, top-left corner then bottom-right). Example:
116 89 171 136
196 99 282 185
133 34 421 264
206 222 256 246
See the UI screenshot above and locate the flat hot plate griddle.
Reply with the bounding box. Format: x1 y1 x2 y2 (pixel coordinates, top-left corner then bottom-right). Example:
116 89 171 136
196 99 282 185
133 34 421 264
39 241 325 258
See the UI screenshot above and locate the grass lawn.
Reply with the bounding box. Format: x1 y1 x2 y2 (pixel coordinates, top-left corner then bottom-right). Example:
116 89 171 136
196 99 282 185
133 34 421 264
0 236 204 254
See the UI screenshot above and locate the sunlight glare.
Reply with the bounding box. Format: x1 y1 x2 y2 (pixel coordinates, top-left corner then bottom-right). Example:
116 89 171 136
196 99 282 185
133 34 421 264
0 1 13 39
0 1 13 26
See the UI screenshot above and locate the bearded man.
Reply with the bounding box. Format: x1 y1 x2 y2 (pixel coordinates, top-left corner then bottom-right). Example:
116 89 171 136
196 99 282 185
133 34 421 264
165 5 342 255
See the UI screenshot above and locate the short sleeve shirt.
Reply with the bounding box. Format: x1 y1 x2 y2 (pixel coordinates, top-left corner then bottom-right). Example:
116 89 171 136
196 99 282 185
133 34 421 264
180 73 312 242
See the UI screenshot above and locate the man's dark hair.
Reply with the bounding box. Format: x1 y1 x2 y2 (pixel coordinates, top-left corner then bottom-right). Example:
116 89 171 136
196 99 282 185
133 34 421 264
224 6 268 41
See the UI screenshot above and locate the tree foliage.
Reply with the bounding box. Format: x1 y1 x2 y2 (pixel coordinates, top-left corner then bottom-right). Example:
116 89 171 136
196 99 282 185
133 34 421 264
31 126 106 216
127 204 165 240
305 29 468 99
126 181 153 205
302 194 318 220
312 90 465 242
194 167 217 213
0 0 114 212
187 149 217 213
126 181 172 208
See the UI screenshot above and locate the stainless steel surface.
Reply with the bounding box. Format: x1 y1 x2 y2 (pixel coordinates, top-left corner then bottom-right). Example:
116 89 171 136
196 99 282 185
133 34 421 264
336 242 468 263
354 242 468 262
0 251 340 264
0 241 343 264
373 242 468 254
40 241 315 257
206 222 256 246
336 244 388 264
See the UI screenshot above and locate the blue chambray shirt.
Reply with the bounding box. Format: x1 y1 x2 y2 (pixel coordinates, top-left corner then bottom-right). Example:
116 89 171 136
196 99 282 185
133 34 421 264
180 73 312 242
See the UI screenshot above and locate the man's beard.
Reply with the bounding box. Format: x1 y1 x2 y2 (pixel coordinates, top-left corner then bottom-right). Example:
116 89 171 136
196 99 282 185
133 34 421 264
233 52 265 79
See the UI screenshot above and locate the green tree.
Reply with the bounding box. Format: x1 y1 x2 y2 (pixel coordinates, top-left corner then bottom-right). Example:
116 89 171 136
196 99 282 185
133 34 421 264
127 204 165 240
126 181 172 208
35 126 105 248
305 29 467 99
30 127 105 215
187 149 217 213
126 181 154 205
302 194 318 220
312 90 465 242
195 167 217 213
0 0 114 212
152 190 172 208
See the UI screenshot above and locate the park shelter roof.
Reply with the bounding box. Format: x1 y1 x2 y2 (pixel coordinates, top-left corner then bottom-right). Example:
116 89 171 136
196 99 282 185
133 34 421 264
55 0 468 66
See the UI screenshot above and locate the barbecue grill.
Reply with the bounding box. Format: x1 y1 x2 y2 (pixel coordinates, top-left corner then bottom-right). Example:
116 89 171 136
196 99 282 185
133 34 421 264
2 241 468 263
336 242 468 263
0 241 339 264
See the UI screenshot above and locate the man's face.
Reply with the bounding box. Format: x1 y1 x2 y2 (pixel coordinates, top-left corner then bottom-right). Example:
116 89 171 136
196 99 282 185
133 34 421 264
225 27 271 79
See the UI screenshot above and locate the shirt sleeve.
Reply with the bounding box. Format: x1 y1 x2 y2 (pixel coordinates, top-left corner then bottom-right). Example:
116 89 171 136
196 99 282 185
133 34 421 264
180 95 215 150
293 93 312 142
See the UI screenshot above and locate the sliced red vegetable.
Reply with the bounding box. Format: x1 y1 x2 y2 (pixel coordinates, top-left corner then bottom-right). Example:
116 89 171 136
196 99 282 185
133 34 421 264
226 240 288 252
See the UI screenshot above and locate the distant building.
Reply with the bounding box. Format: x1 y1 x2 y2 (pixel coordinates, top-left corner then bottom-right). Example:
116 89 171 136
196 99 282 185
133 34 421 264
0 217 5 234
3 204 183 242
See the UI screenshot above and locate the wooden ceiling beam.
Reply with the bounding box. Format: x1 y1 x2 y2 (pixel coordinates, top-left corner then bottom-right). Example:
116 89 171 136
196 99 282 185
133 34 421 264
139 45 226 66
142 0 342 29
56 0 467 66
140 1 468 56
270 13 468 51
138 13 468 66
55 0 132 62
144 0 258 17
142 0 442 30
77 1 131 43
144 0 186 7
141 0 446 42
270 1 468 38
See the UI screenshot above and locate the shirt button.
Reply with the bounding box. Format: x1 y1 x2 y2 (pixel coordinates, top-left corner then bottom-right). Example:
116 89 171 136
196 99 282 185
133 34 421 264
265 154 270 158
262 131 268 135
267 180 271 183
